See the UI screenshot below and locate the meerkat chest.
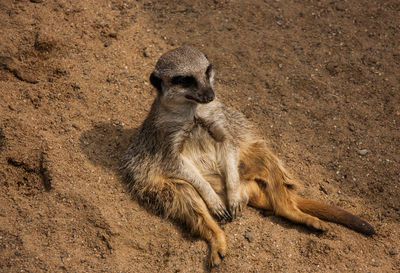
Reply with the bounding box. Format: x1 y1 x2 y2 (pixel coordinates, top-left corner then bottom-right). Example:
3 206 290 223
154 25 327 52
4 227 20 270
181 125 222 174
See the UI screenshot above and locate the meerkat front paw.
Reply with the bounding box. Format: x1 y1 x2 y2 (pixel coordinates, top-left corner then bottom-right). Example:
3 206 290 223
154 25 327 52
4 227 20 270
228 191 244 220
210 201 232 221
207 195 232 221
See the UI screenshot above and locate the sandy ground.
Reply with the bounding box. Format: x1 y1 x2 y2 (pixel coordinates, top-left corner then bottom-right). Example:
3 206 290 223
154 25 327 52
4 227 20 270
0 0 399 272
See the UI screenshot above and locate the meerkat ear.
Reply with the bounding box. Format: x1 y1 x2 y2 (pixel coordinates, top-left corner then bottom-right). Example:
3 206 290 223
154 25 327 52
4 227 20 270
150 72 162 93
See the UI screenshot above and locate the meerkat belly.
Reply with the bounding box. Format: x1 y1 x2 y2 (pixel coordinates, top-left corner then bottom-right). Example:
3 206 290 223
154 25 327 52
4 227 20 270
181 126 222 177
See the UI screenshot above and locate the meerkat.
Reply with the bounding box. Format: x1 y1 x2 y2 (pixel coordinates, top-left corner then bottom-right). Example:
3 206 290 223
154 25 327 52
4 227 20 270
122 47 375 267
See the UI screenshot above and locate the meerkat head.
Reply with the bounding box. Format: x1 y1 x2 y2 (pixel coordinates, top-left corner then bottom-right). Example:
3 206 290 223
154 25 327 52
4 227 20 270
149 47 215 106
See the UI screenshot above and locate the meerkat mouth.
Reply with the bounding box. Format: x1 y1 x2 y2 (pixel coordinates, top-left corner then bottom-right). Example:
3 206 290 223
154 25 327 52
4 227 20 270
185 94 214 104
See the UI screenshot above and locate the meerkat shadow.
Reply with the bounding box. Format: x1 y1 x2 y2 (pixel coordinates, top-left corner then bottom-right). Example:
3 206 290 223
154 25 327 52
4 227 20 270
79 122 137 175
80 122 219 271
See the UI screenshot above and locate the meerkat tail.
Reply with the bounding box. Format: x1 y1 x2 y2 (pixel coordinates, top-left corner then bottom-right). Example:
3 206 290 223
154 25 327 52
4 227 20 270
295 197 375 235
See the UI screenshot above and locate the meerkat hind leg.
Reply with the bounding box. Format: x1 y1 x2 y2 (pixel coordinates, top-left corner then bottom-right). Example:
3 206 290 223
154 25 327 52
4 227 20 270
244 178 328 231
169 182 227 267
273 197 329 231
239 140 328 231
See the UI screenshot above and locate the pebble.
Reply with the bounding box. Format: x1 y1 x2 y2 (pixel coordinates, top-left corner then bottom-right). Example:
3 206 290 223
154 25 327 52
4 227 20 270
358 149 368 156
319 184 329 195
326 62 339 75
335 3 346 11
389 247 398 256
244 229 254 242
143 48 151 58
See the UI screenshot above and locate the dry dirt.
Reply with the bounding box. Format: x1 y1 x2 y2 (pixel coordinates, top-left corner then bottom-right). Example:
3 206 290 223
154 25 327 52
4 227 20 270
1 0 399 272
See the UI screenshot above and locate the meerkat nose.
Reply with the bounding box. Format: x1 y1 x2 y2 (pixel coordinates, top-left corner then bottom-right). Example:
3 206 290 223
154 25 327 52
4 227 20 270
201 88 215 103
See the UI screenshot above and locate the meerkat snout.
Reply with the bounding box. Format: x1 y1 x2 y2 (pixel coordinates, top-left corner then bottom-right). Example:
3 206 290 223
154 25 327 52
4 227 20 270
184 86 214 104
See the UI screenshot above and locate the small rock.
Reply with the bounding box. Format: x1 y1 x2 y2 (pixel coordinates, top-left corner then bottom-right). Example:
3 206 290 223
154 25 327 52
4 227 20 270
30 0 43 3
244 229 254 242
71 83 80 91
143 47 151 58
389 247 398 256
326 62 339 76
358 149 368 156
334 2 346 11
319 184 329 195
72 124 80 130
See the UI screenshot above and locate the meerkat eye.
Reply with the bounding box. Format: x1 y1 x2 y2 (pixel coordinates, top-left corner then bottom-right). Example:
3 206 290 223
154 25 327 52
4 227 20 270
205 64 213 78
171 76 196 87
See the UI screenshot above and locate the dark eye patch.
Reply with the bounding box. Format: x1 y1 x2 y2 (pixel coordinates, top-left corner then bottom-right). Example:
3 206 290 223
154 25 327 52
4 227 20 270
171 75 196 87
206 64 213 78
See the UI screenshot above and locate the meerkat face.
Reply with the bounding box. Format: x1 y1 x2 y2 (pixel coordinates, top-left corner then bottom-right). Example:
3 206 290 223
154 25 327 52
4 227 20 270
149 47 215 106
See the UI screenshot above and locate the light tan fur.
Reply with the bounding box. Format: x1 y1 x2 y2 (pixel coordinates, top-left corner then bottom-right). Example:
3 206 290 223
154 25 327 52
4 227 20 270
122 47 375 267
